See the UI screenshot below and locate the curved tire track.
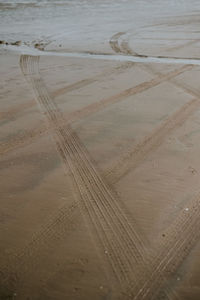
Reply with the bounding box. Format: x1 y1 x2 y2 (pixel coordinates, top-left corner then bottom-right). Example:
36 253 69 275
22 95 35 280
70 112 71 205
1 54 150 296
106 32 197 185
20 53 147 288
109 32 126 53
1 35 197 299
22 54 188 300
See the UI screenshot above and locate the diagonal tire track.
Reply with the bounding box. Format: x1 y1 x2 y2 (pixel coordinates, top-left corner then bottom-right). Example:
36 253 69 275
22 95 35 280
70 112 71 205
105 96 200 184
106 32 200 185
110 31 200 299
0 61 133 122
21 54 150 286
1 54 149 296
127 193 200 299
1 36 198 299
22 54 193 300
0 57 192 156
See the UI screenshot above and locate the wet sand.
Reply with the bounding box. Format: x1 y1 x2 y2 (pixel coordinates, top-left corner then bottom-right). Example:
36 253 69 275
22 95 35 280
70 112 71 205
1 1 200 299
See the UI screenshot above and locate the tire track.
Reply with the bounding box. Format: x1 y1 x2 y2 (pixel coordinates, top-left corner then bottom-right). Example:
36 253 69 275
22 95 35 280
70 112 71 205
0 201 80 293
21 55 187 300
109 32 126 53
0 62 191 157
0 61 133 122
119 32 197 83
105 97 200 184
64 64 192 123
126 193 200 300
120 33 145 57
2 54 149 296
109 32 200 299
1 39 197 299
120 32 200 59
165 39 199 53
1 55 191 299
119 34 200 57
105 32 198 184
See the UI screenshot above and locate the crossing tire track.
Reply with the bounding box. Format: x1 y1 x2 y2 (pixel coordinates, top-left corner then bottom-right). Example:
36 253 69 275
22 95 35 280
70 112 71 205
106 33 197 185
126 193 200 300
0 61 133 122
62 64 193 123
24 55 185 300
0 63 191 157
105 97 200 184
108 32 200 299
1 54 150 295
23 54 147 284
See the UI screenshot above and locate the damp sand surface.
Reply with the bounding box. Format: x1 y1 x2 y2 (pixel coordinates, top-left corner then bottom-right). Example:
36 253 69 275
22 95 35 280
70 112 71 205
1 1 200 299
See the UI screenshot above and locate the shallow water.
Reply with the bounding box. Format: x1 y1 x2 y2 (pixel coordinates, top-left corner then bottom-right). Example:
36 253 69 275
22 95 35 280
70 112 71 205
1 0 200 54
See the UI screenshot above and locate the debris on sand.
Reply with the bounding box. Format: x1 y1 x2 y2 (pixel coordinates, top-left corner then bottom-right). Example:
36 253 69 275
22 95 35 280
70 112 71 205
34 43 45 50
11 40 21 46
0 40 46 51
0 40 22 46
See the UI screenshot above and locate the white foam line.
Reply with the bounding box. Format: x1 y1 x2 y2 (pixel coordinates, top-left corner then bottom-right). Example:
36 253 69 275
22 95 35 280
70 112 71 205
4 44 200 66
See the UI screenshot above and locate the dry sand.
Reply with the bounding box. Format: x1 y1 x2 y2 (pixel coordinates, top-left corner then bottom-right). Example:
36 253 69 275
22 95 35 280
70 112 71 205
1 1 200 299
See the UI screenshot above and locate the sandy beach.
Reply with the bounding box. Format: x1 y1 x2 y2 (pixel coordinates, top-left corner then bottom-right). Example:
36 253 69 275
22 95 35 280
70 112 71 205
1 0 200 299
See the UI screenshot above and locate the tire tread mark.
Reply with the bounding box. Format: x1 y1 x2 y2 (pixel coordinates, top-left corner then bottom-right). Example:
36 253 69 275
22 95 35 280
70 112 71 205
17 55 147 292
127 193 200 299
105 97 200 183
110 32 200 300
0 61 133 122
0 62 190 157
0 202 80 288
109 32 126 53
